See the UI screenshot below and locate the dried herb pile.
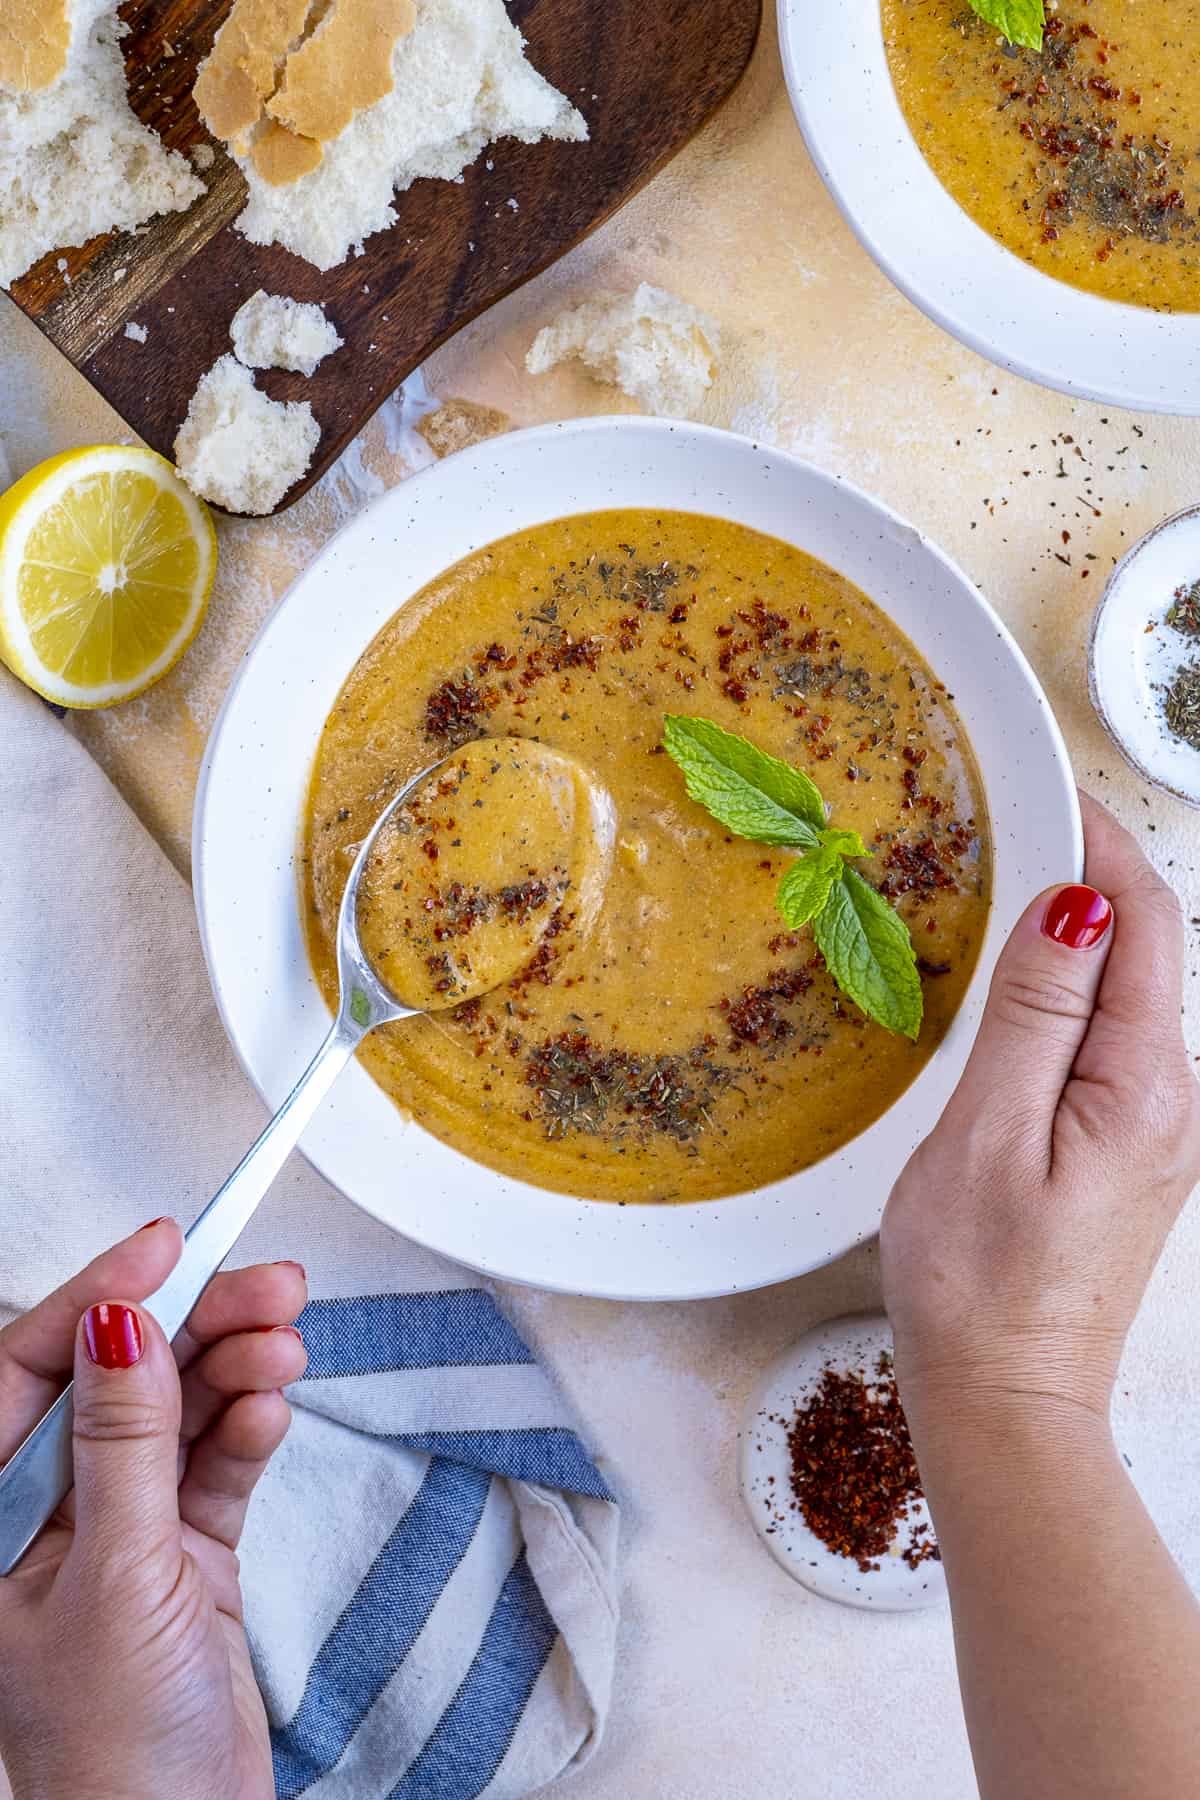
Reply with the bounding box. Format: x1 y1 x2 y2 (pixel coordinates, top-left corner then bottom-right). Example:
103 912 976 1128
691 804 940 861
1158 579 1200 753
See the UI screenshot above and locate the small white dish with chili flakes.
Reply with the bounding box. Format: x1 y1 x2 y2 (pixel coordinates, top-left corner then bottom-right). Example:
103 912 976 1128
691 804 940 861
739 1312 946 1611
1090 503 1200 810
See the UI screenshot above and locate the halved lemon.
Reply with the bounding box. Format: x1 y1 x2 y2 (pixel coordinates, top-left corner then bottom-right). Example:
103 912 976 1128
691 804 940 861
0 445 216 708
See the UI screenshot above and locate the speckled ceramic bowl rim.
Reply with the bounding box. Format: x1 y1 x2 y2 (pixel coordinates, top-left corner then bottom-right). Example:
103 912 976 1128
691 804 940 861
194 416 1081 1300
778 0 1200 415
1088 501 1200 808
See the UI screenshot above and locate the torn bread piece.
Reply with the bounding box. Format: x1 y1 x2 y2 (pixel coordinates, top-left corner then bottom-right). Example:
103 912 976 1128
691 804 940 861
526 284 720 420
0 4 202 279
230 289 343 374
222 0 586 271
0 0 204 287
195 0 416 187
174 354 319 515
418 398 510 459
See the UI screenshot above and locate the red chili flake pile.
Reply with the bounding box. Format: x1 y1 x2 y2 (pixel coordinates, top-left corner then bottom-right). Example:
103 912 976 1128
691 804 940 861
719 965 813 1049
424 676 491 741
879 825 973 900
779 1354 939 1574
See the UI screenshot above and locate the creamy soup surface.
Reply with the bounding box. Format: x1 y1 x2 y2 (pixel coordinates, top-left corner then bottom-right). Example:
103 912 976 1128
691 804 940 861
304 510 992 1203
883 0 1200 312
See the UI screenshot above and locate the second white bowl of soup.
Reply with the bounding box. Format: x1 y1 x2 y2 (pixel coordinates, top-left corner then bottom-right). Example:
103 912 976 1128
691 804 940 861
195 418 1079 1299
780 0 1200 413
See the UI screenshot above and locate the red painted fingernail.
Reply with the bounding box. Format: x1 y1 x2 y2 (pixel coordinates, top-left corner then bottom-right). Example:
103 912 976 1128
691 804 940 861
1042 884 1113 950
274 1260 306 1280
136 1217 168 1232
83 1303 144 1369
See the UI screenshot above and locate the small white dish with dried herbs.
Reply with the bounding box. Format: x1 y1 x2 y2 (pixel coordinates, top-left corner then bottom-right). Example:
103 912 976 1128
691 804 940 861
1090 505 1200 810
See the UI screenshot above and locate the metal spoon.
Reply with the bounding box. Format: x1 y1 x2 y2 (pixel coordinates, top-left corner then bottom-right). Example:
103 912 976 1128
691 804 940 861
0 753 489 1574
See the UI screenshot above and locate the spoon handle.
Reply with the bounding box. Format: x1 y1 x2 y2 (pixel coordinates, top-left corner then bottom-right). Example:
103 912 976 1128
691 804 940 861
0 1017 361 1576
145 1018 360 1341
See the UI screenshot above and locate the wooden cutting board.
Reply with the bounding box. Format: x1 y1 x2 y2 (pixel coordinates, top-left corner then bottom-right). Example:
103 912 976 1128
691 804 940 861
8 0 761 513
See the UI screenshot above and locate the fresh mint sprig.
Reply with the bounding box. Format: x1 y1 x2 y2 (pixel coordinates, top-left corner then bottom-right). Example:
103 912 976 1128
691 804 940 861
662 715 923 1041
966 0 1044 52
661 713 826 845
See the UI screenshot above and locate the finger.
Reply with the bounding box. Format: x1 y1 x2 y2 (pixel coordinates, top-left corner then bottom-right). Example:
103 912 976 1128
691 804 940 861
173 1260 307 1371
940 871 1114 1158
0 1220 181 1464
178 1389 291 1551
1072 790 1188 1076
67 1301 182 1575
179 1325 307 1443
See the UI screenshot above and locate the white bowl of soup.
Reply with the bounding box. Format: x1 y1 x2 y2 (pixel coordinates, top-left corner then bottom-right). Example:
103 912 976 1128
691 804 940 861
194 418 1080 1299
779 0 1200 412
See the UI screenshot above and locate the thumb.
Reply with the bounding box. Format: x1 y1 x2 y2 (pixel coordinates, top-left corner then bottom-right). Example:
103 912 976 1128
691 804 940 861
943 883 1114 1140
69 1301 182 1564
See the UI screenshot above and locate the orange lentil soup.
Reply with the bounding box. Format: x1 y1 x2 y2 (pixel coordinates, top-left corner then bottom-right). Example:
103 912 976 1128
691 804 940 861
883 0 1200 312
303 510 991 1203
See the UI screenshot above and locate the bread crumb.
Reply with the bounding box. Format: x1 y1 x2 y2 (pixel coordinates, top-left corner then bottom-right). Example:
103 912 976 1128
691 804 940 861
418 397 510 459
228 0 586 270
189 141 215 172
230 288 343 374
123 319 147 342
112 264 126 280
174 354 319 514
526 283 720 419
0 0 204 287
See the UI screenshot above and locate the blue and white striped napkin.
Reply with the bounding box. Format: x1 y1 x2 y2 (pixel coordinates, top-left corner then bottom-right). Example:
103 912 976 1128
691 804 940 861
248 1253 619 1799
0 676 619 1799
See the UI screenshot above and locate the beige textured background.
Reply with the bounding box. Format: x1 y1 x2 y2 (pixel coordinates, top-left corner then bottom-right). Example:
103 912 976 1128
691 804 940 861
4 21 1200 1800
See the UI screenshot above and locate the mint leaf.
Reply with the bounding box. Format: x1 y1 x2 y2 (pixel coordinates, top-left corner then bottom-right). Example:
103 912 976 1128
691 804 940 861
819 827 867 860
967 0 1044 51
662 715 825 845
661 713 922 1039
777 843 844 928
349 986 371 1027
812 867 923 1041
